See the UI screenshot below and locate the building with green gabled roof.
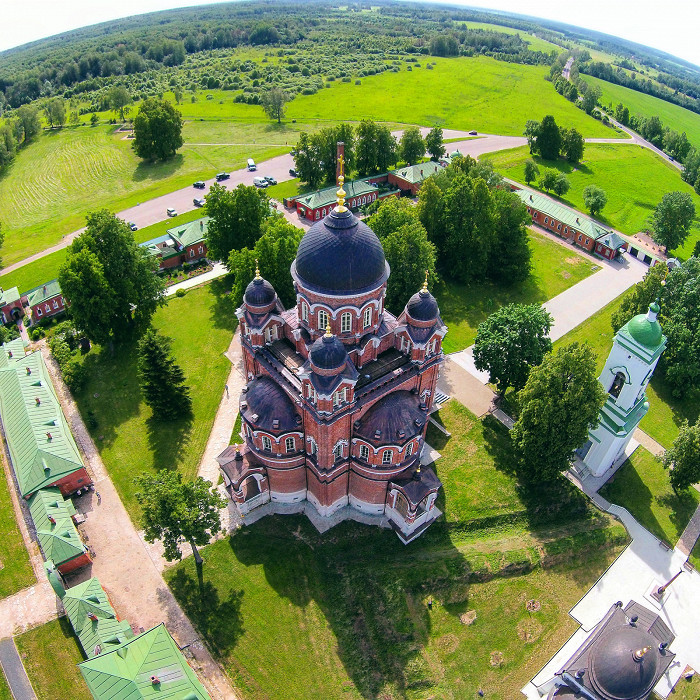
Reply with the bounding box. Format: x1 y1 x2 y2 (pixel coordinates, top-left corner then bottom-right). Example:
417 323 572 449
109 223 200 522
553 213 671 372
79 623 211 699
23 278 67 322
0 285 24 324
167 217 209 265
63 578 134 658
389 161 444 194
0 344 91 498
29 487 91 574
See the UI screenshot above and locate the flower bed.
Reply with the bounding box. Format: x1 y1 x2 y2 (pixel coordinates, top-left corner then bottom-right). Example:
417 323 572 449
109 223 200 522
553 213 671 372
162 261 213 288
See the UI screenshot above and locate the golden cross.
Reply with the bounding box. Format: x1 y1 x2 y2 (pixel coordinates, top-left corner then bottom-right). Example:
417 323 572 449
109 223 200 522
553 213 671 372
338 154 345 181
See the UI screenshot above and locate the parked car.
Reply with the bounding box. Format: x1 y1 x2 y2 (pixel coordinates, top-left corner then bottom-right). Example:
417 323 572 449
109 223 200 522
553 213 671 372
215 172 230 181
166 208 177 217
193 198 205 207
128 222 138 231
289 168 298 177
247 158 257 171
253 177 268 188
264 175 277 185
193 181 206 189
468 130 478 135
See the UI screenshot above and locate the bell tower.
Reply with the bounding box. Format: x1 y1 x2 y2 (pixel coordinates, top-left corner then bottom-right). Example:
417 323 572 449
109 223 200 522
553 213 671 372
580 301 666 478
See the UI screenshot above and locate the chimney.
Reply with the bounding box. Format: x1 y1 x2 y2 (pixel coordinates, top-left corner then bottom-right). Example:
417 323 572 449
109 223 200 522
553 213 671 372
35 397 41 406
43 285 47 294
151 677 161 686
88 613 98 621
26 367 31 375
336 142 345 183
48 515 56 524
46 432 52 441
200 220 203 230
7 351 12 358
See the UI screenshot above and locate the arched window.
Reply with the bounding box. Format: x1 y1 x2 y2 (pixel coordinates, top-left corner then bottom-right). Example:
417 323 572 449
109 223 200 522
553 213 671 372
322 208 326 217
609 371 625 399
341 312 352 333
301 302 308 322
333 442 343 460
262 435 272 452
406 442 414 457
315 211 320 220
242 476 261 500
318 309 329 331
309 438 317 456
285 437 295 453
382 450 392 465
359 444 369 461
363 307 372 328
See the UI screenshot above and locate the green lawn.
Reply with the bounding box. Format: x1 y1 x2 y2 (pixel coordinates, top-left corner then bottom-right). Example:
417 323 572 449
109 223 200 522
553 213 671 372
453 21 563 54
15 618 91 699
265 178 308 202
438 230 596 353
0 466 34 599
0 124 288 267
485 143 700 259
289 56 618 139
553 291 700 448
600 447 700 546
75 282 237 520
584 75 700 146
167 401 626 700
0 666 11 700
691 538 700 571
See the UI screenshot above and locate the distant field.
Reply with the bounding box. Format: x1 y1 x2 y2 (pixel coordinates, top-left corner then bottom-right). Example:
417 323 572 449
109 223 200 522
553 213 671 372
485 143 700 258
584 75 700 146
453 21 562 54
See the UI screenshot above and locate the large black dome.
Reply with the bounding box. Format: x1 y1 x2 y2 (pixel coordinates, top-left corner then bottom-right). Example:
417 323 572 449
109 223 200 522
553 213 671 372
590 626 659 700
244 276 276 308
293 208 388 294
309 333 348 372
406 289 439 322
355 391 425 446
241 376 300 432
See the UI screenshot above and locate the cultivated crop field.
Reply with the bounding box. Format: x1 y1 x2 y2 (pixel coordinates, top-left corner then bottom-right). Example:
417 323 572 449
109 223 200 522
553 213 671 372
486 143 700 258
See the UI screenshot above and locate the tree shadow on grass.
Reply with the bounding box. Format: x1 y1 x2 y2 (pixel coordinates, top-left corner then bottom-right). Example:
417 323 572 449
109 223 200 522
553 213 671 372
132 153 185 183
146 413 193 472
657 490 700 541
165 568 245 657
208 275 239 332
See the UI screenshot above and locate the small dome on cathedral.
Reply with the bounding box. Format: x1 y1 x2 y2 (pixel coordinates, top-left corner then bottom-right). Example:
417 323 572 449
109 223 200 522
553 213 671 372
406 289 439 322
309 327 348 373
244 263 277 308
293 208 388 294
624 302 663 348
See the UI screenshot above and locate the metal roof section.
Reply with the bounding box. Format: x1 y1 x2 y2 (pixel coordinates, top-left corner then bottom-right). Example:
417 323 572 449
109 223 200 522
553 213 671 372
79 623 211 699
295 179 380 210
25 279 62 307
0 344 85 497
167 217 209 248
63 577 134 659
0 286 21 306
391 161 443 184
28 487 86 567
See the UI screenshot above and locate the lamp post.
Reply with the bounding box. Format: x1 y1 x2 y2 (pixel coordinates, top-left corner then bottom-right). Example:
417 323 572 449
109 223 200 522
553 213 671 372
652 569 684 601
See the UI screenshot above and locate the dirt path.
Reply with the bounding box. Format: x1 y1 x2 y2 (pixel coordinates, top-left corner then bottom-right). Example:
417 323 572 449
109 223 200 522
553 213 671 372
38 345 238 700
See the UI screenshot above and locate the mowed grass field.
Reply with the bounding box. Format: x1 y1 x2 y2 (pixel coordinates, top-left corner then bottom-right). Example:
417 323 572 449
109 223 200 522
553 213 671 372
553 291 700 448
485 143 700 259
438 230 596 353
584 75 700 146
75 282 236 519
453 21 562 54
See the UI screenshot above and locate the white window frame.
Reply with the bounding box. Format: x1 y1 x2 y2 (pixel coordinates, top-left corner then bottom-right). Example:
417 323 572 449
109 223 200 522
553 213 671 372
53 299 59 309
285 436 295 453
341 312 352 333
36 307 43 316
363 307 372 329
318 309 329 331
333 442 343 460
190 249 195 257
359 444 369 461
309 438 317 456
301 302 309 322
307 384 316 403
406 442 413 457
382 450 392 465
262 435 272 452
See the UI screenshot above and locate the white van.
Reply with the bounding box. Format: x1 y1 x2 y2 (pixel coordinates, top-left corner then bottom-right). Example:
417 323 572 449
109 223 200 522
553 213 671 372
253 177 268 188
247 158 257 171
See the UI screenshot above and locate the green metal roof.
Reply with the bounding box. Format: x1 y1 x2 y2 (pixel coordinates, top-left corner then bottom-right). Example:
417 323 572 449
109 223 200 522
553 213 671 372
0 338 26 370
25 279 62 307
64 578 134 659
0 286 21 306
0 345 85 497
79 623 210 699
29 487 86 567
295 180 379 210
596 230 627 252
623 314 664 348
597 395 650 436
391 161 443 185
167 218 209 248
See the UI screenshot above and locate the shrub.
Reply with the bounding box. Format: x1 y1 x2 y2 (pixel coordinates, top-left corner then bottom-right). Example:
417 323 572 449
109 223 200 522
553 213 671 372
355 80 361 85
175 288 187 298
62 356 86 392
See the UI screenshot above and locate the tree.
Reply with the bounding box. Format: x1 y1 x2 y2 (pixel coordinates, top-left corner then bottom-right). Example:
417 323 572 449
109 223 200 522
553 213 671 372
261 87 289 124
58 210 164 345
524 159 539 185
416 177 444 244
355 119 377 175
488 188 531 284
13 104 41 144
205 183 270 262
133 98 183 161
0 124 17 170
108 86 131 121
560 127 585 163
44 98 66 128
474 304 553 395
135 471 226 565
137 328 192 420
581 84 601 115
614 103 629 126
400 126 425 165
524 120 540 154
662 420 700 492
552 173 570 197
425 127 445 161
228 216 304 307
90 113 99 127
366 196 419 240
511 343 607 482
650 191 696 252
540 168 559 193
375 124 398 173
535 115 561 161
293 131 323 188
611 263 667 332
583 185 608 217
382 221 437 314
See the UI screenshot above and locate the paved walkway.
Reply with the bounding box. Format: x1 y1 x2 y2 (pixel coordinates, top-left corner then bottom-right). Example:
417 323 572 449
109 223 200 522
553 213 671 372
0 638 36 700
633 427 666 457
677 505 700 557
38 346 238 700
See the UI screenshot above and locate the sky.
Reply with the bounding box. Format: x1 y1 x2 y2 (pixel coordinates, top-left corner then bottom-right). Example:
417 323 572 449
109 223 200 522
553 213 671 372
0 0 698 69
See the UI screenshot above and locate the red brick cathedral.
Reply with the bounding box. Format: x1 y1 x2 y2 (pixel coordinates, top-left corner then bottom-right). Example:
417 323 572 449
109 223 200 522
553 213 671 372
217 164 447 543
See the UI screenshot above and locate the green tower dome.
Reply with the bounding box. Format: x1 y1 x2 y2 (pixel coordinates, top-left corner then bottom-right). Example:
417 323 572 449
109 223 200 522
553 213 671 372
625 306 663 348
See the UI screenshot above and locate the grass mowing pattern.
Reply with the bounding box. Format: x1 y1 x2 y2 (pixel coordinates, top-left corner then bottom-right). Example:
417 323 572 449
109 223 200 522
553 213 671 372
553 290 700 448
166 401 626 700
75 282 236 520
485 143 700 259
15 618 91 699
600 447 700 546
438 230 595 353
0 462 34 599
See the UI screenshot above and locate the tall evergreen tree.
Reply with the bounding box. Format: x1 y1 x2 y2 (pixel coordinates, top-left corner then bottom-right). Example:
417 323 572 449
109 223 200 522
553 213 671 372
137 328 192 420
